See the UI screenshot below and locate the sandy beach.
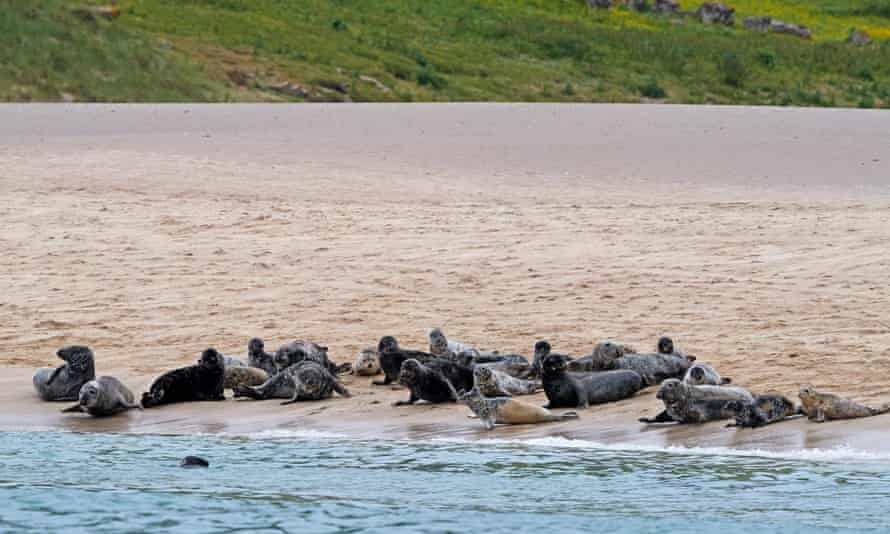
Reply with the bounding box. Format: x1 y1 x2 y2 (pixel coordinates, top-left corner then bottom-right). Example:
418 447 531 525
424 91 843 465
1 104 889 453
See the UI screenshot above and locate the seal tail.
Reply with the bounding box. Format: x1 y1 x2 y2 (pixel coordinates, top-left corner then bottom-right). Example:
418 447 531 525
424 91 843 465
869 403 890 416
232 384 261 399
61 404 83 413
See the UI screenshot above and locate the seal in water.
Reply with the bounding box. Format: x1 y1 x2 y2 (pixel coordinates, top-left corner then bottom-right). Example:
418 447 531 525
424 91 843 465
474 366 540 397
140 348 226 408
33 345 96 401
354 347 381 376
725 394 798 428
234 360 350 404
541 354 643 409
460 388 579 430
428 328 478 359
61 376 141 417
683 364 731 386
639 378 754 424
394 359 458 405
373 336 438 385
180 456 209 468
247 337 278 376
798 385 890 423
223 366 268 390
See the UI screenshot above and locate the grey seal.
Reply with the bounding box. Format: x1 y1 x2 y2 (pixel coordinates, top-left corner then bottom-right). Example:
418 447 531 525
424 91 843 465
683 364 731 386
33 345 96 401
473 366 540 397
61 376 141 417
247 337 278 376
354 347 381 376
460 388 579 430
141 348 226 408
639 379 754 424
798 385 890 422
180 456 209 468
541 353 643 409
725 394 798 428
223 366 269 390
394 359 458 406
428 328 478 359
233 360 351 404
374 336 438 385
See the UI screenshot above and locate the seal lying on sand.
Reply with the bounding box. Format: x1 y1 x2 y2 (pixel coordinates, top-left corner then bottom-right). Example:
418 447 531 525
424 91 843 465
798 385 890 423
275 340 349 375
223 366 268 390
639 379 754 424
474 366 540 397
61 376 141 417
395 359 459 405
530 340 573 379
234 361 350 403
461 388 579 430
354 347 381 376
428 328 479 359
542 354 642 409
725 394 797 428
374 336 438 385
457 352 532 379
33 345 96 401
141 348 226 408
683 364 731 386
566 340 626 373
247 337 278 376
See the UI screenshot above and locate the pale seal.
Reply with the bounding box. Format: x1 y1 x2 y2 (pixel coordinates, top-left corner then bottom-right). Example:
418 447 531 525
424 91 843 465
223 366 268 390
798 385 890 422
374 336 438 385
473 366 540 397
541 354 643 409
247 337 278 376
33 345 96 401
233 360 350 404
354 347 381 376
141 348 226 408
725 394 798 428
61 376 141 417
460 388 579 430
639 378 754 424
428 328 478 359
394 359 458 405
683 364 731 386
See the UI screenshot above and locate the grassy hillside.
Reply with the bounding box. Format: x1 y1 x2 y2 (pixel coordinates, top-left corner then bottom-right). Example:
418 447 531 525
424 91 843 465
2 0 889 106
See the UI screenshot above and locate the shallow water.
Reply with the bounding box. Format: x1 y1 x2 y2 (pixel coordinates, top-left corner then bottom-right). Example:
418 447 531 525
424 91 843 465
1 431 889 533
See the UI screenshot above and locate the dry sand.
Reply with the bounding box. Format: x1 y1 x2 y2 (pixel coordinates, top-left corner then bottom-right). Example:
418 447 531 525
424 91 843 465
1 104 889 453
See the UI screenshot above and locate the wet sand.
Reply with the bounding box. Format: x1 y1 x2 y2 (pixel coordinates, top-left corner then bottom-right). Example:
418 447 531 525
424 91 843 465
1 104 889 453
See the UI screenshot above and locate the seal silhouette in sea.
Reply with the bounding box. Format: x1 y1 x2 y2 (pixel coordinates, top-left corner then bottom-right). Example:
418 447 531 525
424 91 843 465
233 360 350 404
541 354 642 409
141 348 226 408
394 359 458 405
373 336 438 386
353 347 381 376
683 364 731 386
473 366 540 397
61 376 141 417
33 345 96 401
639 379 754 424
725 394 798 428
247 337 278 376
798 385 890 423
461 388 579 430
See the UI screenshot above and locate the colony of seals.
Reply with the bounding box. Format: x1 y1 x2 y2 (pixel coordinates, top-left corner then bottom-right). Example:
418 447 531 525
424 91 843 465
461 388 579 430
33 345 96 401
61 376 141 417
141 348 226 408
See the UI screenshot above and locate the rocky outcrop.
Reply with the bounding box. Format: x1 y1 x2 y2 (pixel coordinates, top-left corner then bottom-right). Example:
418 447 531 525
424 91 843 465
653 0 680 14
848 29 872 46
696 2 735 26
743 16 811 39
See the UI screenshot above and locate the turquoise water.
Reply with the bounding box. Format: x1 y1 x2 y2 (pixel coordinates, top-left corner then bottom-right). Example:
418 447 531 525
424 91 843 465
1 431 889 533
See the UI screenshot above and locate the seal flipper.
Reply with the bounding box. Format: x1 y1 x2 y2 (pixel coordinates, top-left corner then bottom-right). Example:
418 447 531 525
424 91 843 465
393 391 419 406
559 411 580 420
61 403 83 413
639 409 674 424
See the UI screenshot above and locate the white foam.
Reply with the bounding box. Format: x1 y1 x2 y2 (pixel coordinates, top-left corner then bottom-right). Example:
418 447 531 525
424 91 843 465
225 428 348 440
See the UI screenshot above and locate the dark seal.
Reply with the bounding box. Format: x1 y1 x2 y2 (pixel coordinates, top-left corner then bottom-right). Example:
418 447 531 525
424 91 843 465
725 394 798 428
247 337 278 376
233 360 350 404
541 354 642 409
373 336 438 386
639 379 754 424
140 348 226 408
394 359 459 406
180 456 209 468
33 345 96 401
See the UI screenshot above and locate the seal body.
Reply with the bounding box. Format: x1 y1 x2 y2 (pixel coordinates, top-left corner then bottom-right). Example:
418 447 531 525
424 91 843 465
374 336 438 385
180 456 209 468
425 358 474 393
541 354 642 409
428 328 478 359
274 340 340 374
61 376 141 417
461 389 579 429
394 359 458 405
223 366 268 390
640 379 754 424
234 361 350 404
683 364 731 386
613 353 693 387
247 337 278 376
474 366 540 397
798 385 890 422
457 352 532 378
725 394 797 428
530 340 573 379
354 347 381 376
33 345 96 401
567 340 626 373
141 348 225 408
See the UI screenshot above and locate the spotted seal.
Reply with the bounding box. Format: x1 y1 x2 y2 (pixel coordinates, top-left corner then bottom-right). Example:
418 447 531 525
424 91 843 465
373 336 438 385
274 340 336 373
541 354 643 409
474 366 540 397
639 378 754 424
140 348 226 408
725 394 798 428
394 359 458 405
233 360 350 404
460 388 579 430
798 385 890 423
683 364 731 386
33 345 96 401
61 376 141 417
354 347 381 376
247 337 278 376
223 366 268 390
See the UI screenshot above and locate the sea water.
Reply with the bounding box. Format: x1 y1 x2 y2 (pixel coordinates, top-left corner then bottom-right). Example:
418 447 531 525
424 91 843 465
1 430 889 533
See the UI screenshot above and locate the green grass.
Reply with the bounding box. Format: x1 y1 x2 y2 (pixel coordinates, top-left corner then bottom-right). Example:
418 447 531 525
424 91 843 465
2 0 890 106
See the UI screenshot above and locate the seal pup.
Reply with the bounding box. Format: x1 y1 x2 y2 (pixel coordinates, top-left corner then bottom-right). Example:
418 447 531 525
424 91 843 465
394 359 458 405
234 361 350 403
428 328 479 359
474 366 540 397
141 348 226 408
798 385 890 423
180 456 209 468
683 364 731 386
61 376 141 417
639 379 754 424
460 388 579 430
541 354 643 409
725 394 798 428
33 345 96 401
223 366 268 390
373 336 438 386
354 347 381 376
247 337 278 376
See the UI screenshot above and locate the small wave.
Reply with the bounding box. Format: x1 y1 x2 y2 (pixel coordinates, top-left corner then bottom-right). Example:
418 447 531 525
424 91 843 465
225 429 348 440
